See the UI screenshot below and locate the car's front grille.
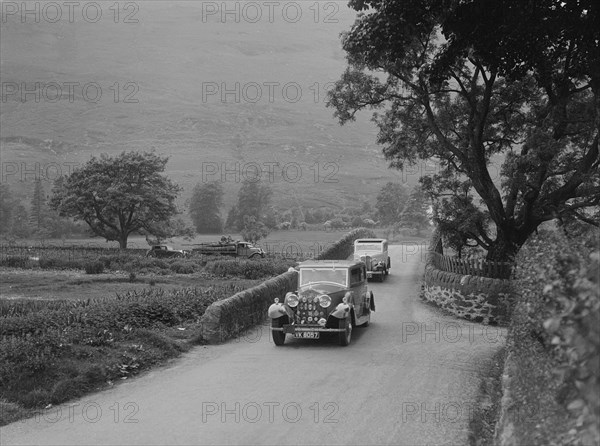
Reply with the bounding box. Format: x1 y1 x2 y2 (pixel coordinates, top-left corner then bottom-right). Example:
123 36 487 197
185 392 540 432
295 299 326 325
360 255 372 269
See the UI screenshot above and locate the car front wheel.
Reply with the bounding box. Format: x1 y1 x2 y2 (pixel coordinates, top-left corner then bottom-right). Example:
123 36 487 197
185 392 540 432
271 317 286 346
338 317 352 346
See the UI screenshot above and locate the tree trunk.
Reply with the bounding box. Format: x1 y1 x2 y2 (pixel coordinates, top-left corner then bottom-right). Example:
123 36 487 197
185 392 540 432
119 235 128 249
486 234 518 262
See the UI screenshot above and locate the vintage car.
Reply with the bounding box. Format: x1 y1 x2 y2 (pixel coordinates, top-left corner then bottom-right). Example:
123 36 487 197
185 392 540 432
267 260 375 346
353 238 390 282
146 245 188 258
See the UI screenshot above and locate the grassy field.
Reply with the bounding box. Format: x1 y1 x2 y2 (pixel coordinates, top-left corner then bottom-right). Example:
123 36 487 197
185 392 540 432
0 230 374 301
0 268 261 301
5 229 428 250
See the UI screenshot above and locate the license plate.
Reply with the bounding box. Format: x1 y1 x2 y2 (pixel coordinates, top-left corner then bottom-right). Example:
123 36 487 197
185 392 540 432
293 331 320 339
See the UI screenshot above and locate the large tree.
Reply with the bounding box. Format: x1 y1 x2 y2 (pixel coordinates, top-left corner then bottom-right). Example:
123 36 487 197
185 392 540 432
0 184 15 236
189 181 224 234
401 186 431 235
240 215 270 244
29 179 55 238
328 0 599 261
50 151 182 248
375 182 409 225
0 184 30 239
232 180 273 230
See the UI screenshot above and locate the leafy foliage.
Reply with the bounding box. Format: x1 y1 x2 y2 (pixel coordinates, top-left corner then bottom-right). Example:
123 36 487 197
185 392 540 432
0 285 243 415
83 260 105 275
50 151 183 248
203 258 295 280
228 180 273 231
375 182 409 225
317 228 376 260
509 229 599 444
400 187 430 234
328 0 599 261
189 181 224 234
0 184 30 239
240 215 270 244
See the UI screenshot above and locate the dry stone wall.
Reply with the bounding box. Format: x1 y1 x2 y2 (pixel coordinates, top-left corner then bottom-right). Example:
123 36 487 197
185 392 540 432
421 230 515 325
199 270 298 344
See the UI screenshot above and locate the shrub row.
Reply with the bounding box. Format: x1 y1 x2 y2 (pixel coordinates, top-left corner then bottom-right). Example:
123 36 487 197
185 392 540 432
496 229 599 445
316 227 377 260
203 258 296 279
1 253 290 279
199 270 298 343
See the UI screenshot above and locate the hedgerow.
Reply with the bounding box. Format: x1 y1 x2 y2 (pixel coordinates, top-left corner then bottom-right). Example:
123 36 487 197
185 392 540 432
316 228 377 260
505 229 599 445
204 258 296 279
0 256 31 268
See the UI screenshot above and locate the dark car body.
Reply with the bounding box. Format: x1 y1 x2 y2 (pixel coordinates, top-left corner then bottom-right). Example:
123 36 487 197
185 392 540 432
267 260 374 346
146 245 187 258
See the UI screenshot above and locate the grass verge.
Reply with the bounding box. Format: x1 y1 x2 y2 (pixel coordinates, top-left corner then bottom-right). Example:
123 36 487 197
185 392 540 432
468 347 505 446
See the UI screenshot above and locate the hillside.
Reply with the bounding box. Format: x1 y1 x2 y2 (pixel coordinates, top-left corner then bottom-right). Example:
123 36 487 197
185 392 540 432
0 1 415 212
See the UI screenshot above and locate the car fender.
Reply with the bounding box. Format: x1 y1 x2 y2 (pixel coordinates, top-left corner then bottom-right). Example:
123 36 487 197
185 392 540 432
330 302 350 319
268 303 287 319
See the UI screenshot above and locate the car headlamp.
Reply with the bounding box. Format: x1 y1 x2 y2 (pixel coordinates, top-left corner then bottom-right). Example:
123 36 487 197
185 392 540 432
318 294 331 308
285 293 299 308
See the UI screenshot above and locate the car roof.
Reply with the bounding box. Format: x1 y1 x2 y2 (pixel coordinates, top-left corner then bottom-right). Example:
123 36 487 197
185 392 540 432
298 260 364 269
354 239 387 243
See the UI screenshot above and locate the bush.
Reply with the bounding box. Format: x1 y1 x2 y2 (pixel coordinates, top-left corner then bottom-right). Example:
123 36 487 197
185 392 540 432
98 253 140 270
84 261 105 274
0 256 31 268
351 216 363 227
169 260 196 274
39 257 83 270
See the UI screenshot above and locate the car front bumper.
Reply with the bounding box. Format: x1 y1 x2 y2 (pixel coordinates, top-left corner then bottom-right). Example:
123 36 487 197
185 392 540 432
271 325 346 334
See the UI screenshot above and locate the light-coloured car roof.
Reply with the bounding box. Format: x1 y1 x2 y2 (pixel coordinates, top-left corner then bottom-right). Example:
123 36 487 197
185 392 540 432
298 260 363 269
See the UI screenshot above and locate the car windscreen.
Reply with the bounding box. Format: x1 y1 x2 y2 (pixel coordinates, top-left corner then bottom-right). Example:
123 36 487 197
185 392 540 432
355 243 382 251
300 268 348 287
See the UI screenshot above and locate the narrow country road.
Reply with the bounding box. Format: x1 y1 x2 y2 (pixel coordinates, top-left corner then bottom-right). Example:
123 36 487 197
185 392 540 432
1 243 506 445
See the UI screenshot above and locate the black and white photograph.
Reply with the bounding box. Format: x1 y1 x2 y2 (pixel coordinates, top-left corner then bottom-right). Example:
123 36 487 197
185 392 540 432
0 1 598 445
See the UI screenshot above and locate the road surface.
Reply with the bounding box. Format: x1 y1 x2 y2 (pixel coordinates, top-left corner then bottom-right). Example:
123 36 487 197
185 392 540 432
1 243 506 445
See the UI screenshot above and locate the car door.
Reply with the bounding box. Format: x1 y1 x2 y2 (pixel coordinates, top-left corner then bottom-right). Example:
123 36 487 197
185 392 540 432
349 266 367 317
237 243 248 257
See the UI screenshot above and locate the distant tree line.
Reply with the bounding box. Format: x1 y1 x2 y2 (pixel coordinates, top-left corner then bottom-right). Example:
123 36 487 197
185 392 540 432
1 150 432 247
0 180 86 241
